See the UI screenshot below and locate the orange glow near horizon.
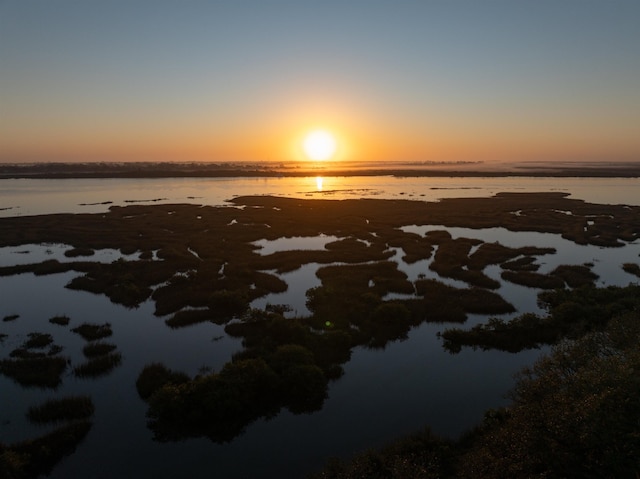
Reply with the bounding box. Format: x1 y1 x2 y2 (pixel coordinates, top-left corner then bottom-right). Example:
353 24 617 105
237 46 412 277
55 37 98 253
2 107 640 164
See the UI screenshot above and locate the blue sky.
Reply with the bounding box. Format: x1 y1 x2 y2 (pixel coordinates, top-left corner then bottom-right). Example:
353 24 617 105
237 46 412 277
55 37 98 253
1 1 639 163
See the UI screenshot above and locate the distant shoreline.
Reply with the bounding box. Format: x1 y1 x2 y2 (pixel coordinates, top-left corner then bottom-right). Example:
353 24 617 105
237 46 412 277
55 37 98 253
1 161 639 179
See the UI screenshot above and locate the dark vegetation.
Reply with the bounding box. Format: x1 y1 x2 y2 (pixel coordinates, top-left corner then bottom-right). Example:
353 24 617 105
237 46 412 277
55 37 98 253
623 262 640 278
9 332 63 359
73 352 122 378
2 314 19 322
311 290 640 479
500 255 539 271
549 264 598 287
9 346 61 360
3 160 640 179
48 315 70 326
0 421 92 479
0 193 635 322
137 346 330 442
22 333 53 349
64 247 94 257
135 363 190 400
27 396 94 424
500 270 565 289
309 428 455 479
501 263 598 289
0 356 68 388
440 284 640 353
426 235 556 289
71 323 112 341
0 193 639 454
0 328 68 387
82 342 117 358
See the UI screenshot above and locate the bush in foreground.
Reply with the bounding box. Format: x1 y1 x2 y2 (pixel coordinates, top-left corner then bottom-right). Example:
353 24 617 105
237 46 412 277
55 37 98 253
312 308 640 479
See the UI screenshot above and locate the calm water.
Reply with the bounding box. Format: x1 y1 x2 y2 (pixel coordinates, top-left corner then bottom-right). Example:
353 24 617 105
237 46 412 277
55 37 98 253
1 175 639 217
1 176 639 478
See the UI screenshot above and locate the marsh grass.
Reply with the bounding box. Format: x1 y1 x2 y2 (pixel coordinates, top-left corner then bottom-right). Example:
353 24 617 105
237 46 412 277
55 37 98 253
10 348 46 359
430 239 501 289
82 342 117 358
49 315 70 326
415 279 515 316
1 194 639 448
27 396 94 423
73 352 122 378
441 284 640 353
64 247 95 258
0 420 92 479
622 262 640 278
71 323 112 341
135 362 189 400
551 264 598 287
0 356 68 388
470 244 553 268
165 309 213 329
23 332 54 349
501 270 565 289
1 194 637 317
9 333 61 359
501 256 539 271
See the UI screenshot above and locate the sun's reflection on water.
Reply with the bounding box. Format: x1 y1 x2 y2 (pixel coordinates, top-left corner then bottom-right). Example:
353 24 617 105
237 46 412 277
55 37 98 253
315 176 323 191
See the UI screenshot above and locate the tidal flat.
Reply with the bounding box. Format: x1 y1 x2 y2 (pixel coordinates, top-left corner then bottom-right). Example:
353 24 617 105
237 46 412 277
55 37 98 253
1 192 639 478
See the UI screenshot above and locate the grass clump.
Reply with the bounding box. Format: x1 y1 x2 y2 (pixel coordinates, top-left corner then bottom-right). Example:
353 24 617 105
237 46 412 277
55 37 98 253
82 342 117 358
501 270 565 289
0 421 92 479
73 353 122 378
135 362 190 400
2 314 19 322
10 349 46 359
622 262 640 278
550 264 598 287
165 309 214 329
71 323 112 341
64 247 95 258
0 356 68 388
27 396 94 424
49 315 70 326
23 333 54 349
501 256 539 271
9 333 62 359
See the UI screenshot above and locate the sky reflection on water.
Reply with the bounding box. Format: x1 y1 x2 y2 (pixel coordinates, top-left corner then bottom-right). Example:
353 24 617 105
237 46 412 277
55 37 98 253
2 176 639 218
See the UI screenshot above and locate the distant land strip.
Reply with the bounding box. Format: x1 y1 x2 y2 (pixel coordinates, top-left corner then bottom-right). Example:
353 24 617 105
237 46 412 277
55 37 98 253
1 162 640 179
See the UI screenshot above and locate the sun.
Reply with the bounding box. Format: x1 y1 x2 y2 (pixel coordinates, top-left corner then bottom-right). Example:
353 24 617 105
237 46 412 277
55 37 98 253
303 130 337 161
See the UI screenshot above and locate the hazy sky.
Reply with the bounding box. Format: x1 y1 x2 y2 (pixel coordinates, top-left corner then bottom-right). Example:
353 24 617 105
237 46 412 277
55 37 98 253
1 1 639 163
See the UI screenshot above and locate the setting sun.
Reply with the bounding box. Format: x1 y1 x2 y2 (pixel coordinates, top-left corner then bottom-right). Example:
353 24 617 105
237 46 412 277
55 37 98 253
303 130 337 161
